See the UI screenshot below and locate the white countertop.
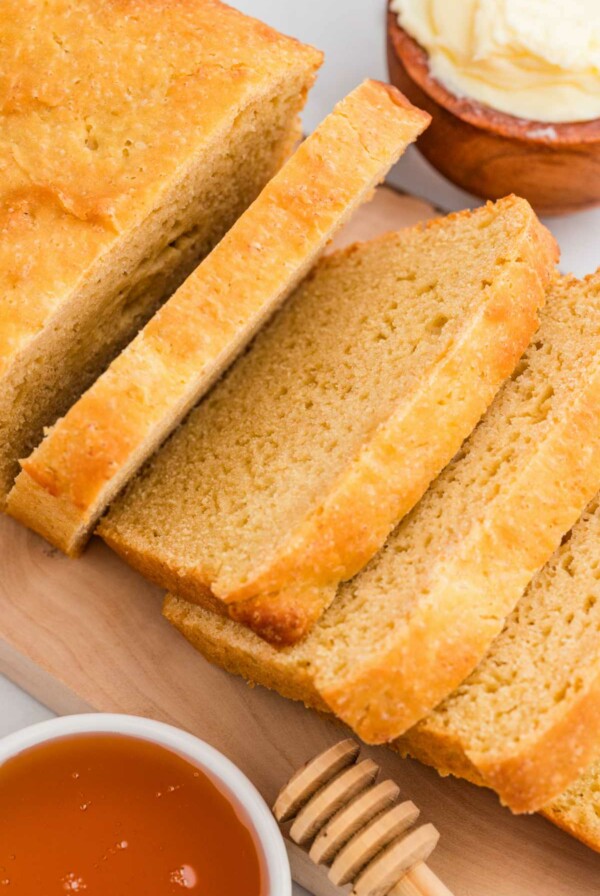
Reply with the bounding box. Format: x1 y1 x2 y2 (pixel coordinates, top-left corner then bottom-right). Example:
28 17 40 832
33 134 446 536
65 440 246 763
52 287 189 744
2 4 598 895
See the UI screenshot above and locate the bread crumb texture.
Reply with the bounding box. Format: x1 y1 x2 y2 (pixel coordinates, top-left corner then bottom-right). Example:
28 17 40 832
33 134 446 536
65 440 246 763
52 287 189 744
313 272 600 742
8 81 427 557
103 197 555 645
0 0 321 499
163 271 600 748
402 491 600 813
162 592 600 851
544 760 600 852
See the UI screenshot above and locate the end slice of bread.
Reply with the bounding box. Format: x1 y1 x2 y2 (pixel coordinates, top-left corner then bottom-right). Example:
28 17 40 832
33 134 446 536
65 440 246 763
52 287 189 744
161 272 600 744
399 495 600 813
7 81 429 558
100 197 556 646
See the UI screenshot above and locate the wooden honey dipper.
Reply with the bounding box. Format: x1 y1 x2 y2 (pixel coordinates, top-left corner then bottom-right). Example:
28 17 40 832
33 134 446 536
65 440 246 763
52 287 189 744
273 740 455 896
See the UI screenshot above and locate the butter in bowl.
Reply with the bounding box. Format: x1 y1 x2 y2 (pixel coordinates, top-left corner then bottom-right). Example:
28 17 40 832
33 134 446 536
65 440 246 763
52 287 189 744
386 0 600 214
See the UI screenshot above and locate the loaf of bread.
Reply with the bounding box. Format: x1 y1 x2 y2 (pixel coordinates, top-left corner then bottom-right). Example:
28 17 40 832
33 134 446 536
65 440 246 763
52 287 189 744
7 81 429 557
400 492 600 813
101 197 554 646
161 272 600 746
0 0 321 505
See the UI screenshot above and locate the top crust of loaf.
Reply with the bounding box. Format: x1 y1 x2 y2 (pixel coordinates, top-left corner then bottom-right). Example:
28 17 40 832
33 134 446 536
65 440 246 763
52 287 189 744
0 0 322 381
101 196 556 647
8 81 429 556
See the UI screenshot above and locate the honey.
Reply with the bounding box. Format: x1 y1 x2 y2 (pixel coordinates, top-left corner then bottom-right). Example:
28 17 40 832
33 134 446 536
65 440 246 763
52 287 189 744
0 733 264 895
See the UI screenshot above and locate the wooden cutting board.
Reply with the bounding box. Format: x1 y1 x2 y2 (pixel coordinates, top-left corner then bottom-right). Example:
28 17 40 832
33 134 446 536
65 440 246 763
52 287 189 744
1 188 598 896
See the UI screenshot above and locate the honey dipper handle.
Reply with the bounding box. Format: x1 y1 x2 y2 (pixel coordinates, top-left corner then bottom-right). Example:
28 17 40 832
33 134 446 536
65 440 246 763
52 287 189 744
396 862 455 896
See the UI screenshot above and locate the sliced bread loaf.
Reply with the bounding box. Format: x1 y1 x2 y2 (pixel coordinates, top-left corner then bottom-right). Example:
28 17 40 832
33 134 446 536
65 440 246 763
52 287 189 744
0 0 321 506
100 197 555 646
8 80 429 557
399 496 600 813
161 272 600 744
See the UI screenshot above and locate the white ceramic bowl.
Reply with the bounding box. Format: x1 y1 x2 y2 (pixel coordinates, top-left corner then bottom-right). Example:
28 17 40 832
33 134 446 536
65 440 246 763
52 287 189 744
0 713 291 896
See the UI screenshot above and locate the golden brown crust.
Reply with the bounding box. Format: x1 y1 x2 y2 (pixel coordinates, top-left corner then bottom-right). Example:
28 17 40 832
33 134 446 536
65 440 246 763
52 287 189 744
323 354 600 742
163 594 600 852
227 583 338 648
181 269 600 744
470 677 600 813
0 0 322 505
163 593 328 711
10 80 428 557
217 205 556 621
0 0 322 377
399 728 600 853
399 639 600 814
103 198 557 647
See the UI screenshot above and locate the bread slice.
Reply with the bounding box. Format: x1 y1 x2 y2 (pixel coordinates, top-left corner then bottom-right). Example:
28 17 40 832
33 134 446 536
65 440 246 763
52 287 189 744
399 716 600 852
163 594 328 710
400 712 600 853
7 82 429 558
162 596 600 851
102 197 554 645
160 272 600 745
399 713 600 853
398 698 600 853
399 495 600 813
0 0 322 506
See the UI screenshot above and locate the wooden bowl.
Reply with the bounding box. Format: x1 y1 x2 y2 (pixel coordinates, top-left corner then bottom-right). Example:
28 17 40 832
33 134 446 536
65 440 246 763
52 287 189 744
386 4 600 216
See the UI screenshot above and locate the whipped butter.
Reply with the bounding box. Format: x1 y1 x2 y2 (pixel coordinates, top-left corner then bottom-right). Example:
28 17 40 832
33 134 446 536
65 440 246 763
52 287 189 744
391 0 600 123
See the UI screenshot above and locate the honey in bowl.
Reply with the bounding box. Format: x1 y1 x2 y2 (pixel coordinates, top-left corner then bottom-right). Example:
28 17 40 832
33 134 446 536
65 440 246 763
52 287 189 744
0 733 265 895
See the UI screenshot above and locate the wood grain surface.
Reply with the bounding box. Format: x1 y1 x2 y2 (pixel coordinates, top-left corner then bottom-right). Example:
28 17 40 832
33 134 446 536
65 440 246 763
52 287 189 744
1 189 598 895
